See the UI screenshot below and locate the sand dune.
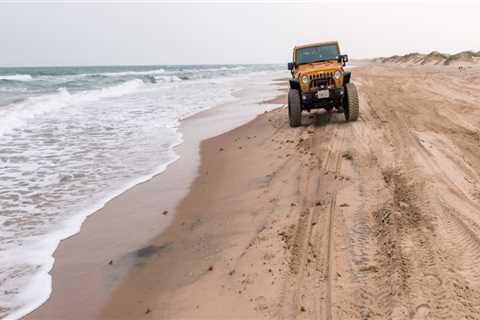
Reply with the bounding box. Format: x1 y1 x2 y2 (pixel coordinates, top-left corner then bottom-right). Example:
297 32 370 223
376 50 480 66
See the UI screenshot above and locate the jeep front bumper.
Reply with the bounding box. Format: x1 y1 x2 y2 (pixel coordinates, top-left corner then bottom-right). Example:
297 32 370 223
301 87 344 110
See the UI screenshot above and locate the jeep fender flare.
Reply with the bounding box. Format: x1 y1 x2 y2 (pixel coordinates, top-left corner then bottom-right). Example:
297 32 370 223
343 71 351 84
289 79 301 90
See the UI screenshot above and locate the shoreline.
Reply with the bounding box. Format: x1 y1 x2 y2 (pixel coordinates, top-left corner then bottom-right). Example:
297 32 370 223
100 105 296 319
7 134 183 320
24 76 287 320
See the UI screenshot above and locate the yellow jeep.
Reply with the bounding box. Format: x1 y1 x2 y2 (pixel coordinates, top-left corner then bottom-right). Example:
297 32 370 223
287 41 359 127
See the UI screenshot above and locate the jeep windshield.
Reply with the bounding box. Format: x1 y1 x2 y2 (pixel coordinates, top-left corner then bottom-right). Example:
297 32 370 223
295 44 339 65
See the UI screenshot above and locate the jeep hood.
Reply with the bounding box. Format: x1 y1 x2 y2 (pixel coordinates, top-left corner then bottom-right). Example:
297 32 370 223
295 61 342 75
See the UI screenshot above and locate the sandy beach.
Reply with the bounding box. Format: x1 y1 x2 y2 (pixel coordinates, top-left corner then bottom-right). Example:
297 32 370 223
27 63 480 319
2 2 480 319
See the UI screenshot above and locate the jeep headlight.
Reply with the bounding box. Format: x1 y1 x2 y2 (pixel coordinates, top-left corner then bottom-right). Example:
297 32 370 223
301 75 310 84
334 70 342 80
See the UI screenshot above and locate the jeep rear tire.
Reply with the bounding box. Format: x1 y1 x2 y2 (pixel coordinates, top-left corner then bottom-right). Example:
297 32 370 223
344 83 359 121
288 89 302 127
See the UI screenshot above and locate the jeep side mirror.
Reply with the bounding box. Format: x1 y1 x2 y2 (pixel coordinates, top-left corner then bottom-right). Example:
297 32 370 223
287 62 294 70
338 55 348 66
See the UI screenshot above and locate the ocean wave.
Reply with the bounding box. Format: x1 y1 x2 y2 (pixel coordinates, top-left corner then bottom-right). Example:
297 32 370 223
100 69 166 77
0 75 33 81
0 87 30 93
181 66 247 73
0 66 248 86
215 66 246 71
0 79 145 137
19 70 167 83
68 69 167 79
152 75 183 82
91 66 246 79
69 67 243 80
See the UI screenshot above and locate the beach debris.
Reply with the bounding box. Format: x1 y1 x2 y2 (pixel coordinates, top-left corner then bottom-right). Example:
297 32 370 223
315 201 322 206
264 252 275 260
290 202 296 207
108 259 113 265
145 308 151 314
359 265 379 273
399 201 410 209
342 151 353 160
278 231 289 243
162 210 168 215
228 269 235 276
219 147 224 151
300 306 306 312
339 203 350 207
208 265 213 271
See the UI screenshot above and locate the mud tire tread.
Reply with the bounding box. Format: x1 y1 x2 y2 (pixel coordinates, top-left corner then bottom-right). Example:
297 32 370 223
288 89 302 127
345 83 359 121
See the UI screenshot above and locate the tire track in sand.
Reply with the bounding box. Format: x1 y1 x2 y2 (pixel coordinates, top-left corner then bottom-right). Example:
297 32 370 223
278 117 346 320
321 126 345 320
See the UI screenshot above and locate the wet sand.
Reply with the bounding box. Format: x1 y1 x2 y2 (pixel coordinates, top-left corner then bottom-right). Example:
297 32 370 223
26 79 286 319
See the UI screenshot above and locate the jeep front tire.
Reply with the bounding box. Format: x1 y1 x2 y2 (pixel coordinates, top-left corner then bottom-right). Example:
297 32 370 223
344 83 359 121
288 89 302 127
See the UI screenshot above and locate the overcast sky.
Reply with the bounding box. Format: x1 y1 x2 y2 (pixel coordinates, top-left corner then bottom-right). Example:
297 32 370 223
1 0 479 66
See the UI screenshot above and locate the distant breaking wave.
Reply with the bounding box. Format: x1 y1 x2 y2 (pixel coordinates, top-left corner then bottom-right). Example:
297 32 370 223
66 66 247 78
99 69 166 77
0 79 145 137
0 66 248 84
0 75 33 81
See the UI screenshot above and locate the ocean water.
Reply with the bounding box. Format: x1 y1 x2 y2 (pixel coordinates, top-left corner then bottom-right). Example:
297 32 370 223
0 64 285 319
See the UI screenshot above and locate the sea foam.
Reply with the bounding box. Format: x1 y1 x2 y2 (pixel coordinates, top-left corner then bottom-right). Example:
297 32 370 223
0 74 33 81
0 79 144 137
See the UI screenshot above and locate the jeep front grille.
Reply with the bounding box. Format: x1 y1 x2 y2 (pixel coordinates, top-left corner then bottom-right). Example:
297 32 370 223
308 72 335 89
